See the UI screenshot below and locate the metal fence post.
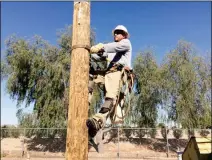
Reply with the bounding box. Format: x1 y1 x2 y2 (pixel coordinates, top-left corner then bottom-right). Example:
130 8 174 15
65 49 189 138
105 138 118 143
117 127 120 158
166 126 169 157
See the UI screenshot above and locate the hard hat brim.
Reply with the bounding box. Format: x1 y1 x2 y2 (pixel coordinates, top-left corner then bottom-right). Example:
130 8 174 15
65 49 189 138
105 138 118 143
112 29 130 38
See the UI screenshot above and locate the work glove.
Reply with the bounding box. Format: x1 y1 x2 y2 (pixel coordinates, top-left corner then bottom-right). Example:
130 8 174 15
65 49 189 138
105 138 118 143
90 43 104 53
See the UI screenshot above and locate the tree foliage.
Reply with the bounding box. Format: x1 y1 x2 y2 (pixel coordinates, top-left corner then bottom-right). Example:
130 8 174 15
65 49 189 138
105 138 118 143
2 25 97 128
131 50 162 127
160 40 211 128
128 40 210 129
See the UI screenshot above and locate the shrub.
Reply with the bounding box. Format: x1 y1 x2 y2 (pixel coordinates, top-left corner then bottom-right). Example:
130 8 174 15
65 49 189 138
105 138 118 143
25 128 36 138
158 123 165 128
10 129 20 138
1 125 10 138
35 129 48 138
187 129 195 138
1 125 20 138
199 129 210 137
148 128 157 138
135 128 146 139
123 128 132 140
58 129 67 139
110 128 118 139
161 127 169 139
173 128 183 139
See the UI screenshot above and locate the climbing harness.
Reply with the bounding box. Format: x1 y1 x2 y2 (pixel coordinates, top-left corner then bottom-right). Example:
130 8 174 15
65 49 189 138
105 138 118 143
89 56 136 125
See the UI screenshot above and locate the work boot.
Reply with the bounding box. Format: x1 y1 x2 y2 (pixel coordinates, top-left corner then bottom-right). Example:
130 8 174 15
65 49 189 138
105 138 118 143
86 118 103 138
87 98 113 138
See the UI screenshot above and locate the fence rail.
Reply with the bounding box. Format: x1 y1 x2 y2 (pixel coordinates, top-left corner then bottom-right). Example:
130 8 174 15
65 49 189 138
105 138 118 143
1 127 211 139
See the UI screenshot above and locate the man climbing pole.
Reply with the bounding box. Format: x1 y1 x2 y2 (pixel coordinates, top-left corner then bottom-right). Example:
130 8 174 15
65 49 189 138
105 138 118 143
87 25 132 138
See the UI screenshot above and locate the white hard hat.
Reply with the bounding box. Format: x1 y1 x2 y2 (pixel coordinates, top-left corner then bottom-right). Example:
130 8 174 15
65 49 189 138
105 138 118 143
112 25 130 38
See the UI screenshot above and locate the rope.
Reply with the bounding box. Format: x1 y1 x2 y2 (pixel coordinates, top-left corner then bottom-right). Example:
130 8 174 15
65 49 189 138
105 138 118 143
89 55 134 124
110 68 134 124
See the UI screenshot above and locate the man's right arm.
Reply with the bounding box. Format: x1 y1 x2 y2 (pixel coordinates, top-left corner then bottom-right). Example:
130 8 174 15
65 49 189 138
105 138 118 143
91 54 107 62
103 39 131 53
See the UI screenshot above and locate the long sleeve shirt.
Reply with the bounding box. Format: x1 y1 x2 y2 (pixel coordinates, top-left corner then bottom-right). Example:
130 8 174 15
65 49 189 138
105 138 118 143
91 39 132 70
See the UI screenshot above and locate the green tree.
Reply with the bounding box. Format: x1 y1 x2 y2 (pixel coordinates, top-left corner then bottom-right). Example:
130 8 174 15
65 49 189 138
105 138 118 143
161 40 211 129
132 49 162 128
2 25 98 128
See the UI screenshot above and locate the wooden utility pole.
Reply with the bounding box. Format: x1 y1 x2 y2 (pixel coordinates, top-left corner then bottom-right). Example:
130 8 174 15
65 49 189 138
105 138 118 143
66 1 90 160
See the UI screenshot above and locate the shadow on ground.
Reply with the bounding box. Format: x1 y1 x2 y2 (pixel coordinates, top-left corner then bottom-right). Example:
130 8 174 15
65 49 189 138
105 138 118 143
27 137 100 152
27 137 66 152
104 136 188 152
26 136 188 153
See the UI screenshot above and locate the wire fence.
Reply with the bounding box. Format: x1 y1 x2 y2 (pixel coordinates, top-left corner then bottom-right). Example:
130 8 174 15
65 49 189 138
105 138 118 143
1 127 211 159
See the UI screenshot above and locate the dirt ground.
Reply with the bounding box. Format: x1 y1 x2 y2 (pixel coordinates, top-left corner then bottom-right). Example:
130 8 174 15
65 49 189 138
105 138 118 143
1 137 183 160
1 158 177 160
2 129 210 160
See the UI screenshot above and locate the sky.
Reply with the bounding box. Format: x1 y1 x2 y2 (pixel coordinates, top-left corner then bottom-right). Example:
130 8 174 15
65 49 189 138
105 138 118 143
1 2 211 125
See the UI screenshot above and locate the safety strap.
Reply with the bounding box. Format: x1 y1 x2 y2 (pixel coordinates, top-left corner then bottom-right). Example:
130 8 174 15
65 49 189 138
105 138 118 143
71 44 90 52
105 64 123 74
